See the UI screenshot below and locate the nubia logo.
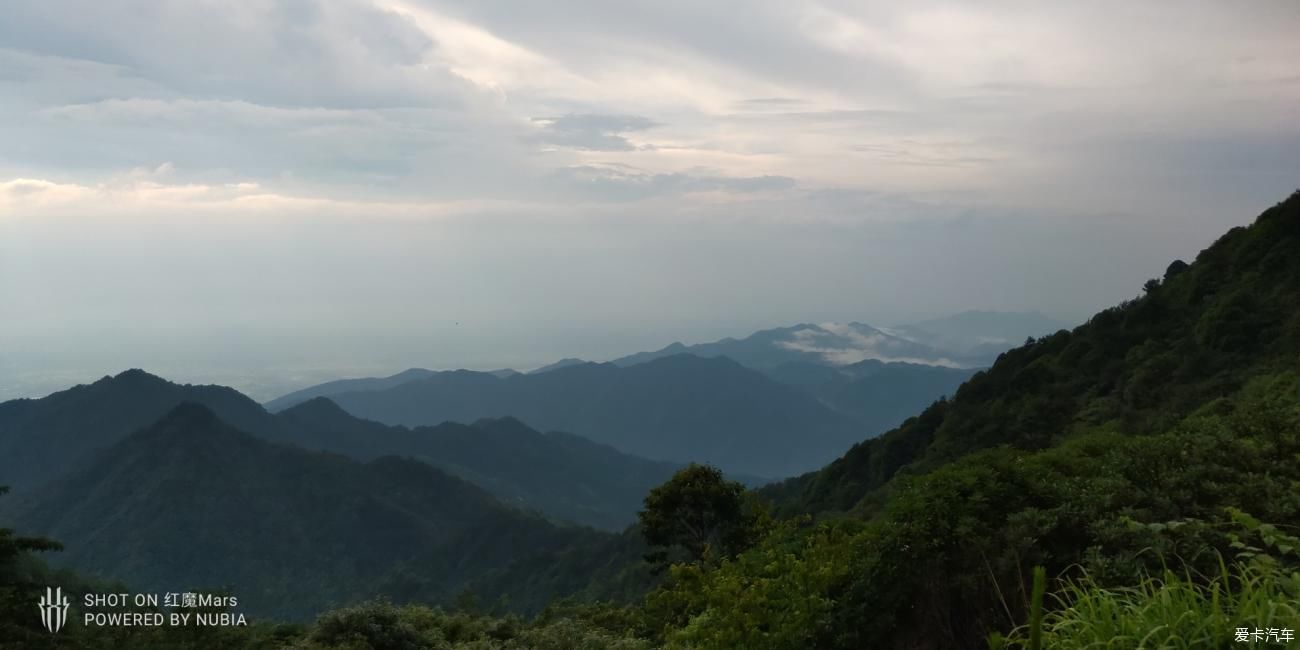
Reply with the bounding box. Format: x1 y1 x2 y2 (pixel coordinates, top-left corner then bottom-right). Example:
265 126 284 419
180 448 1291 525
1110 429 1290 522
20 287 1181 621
39 587 70 633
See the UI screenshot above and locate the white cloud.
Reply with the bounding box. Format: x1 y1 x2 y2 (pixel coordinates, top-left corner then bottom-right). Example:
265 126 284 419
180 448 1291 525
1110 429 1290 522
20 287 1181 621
2 0 1299 393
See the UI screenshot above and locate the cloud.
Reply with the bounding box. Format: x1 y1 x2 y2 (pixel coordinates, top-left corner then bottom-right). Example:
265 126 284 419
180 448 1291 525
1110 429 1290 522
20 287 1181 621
532 113 660 151
553 164 796 201
3 0 1300 394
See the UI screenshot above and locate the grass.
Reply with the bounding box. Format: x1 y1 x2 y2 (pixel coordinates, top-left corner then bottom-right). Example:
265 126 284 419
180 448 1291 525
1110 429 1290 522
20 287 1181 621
995 559 1300 649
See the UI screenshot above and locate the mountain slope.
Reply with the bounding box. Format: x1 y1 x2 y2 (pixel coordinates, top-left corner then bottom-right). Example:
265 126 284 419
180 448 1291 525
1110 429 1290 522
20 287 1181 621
528 358 589 374
657 190 1300 649
1 403 602 620
263 368 440 411
328 354 866 477
774 190 1300 515
276 399 681 529
799 359 976 428
890 310 1072 365
0 371 678 529
0 369 278 490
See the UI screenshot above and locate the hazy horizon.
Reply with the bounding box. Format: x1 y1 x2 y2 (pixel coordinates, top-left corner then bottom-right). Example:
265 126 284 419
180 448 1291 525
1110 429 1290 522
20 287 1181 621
4 1 1299 400
4 309 1065 401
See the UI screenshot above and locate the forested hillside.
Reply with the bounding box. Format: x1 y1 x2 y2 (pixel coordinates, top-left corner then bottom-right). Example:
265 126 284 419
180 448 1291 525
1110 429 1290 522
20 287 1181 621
775 189 1300 515
1 404 612 620
0 372 682 529
3 191 1298 648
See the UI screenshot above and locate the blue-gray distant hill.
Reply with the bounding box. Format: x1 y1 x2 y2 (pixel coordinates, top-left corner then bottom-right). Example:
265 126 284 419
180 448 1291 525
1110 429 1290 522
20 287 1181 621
528 357 589 374
609 322 959 369
608 314 1069 370
323 354 867 478
265 367 519 411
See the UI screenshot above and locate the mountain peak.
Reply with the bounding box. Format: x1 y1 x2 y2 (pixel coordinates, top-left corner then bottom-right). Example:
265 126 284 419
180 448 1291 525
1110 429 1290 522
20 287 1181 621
107 368 170 385
279 396 352 419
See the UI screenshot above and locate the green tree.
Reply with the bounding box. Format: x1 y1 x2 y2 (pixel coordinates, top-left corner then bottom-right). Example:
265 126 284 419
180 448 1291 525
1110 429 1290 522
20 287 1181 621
0 485 64 646
638 464 757 569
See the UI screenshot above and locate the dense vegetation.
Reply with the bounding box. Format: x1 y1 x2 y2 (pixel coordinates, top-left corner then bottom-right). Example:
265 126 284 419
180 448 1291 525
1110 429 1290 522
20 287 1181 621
0 372 683 530
2 191 1298 647
775 190 1300 516
1 404 620 620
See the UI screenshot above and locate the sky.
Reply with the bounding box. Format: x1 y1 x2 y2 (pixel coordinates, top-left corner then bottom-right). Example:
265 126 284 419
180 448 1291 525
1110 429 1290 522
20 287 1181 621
2 1 1299 400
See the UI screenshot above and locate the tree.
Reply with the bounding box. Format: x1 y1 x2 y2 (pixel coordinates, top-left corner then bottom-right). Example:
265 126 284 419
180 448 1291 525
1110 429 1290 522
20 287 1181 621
638 464 757 569
0 485 64 646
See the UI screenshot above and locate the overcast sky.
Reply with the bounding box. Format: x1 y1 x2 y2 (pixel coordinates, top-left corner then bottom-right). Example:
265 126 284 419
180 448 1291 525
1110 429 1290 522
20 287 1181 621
2 1 1299 399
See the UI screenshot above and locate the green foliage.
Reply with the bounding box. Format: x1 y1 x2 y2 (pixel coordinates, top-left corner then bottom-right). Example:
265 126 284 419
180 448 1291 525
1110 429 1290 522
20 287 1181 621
655 519 863 649
1027 566 1045 650
779 191 1300 516
291 600 652 650
638 464 762 569
5 191 1300 649
1 404 619 620
1000 560 1300 649
637 369 1300 649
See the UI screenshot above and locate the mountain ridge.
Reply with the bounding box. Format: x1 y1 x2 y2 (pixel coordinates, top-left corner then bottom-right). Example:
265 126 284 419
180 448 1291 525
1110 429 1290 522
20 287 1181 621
1 402 603 619
0 371 683 529
325 353 867 477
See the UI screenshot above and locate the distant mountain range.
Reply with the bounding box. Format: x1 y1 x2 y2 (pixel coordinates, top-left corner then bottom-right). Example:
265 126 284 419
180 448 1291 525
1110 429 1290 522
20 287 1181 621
260 312 1065 477
610 311 1069 370
763 358 977 426
0 370 683 530
0 403 602 619
265 367 520 411
317 354 866 478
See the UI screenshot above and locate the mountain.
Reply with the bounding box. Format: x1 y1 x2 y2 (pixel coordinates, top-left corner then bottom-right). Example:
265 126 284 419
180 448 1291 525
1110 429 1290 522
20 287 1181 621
765 359 977 429
623 191 1300 648
327 354 866 477
528 358 588 374
276 399 681 529
0 370 676 529
265 367 513 412
609 322 964 369
0 369 279 490
779 192 1300 516
0 403 603 620
890 310 1072 365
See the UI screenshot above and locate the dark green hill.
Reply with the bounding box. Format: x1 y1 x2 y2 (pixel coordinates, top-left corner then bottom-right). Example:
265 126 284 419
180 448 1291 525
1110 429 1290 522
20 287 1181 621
637 190 1300 649
1 403 603 620
0 369 278 490
276 399 681 529
773 191 1300 515
327 354 865 478
0 371 678 529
